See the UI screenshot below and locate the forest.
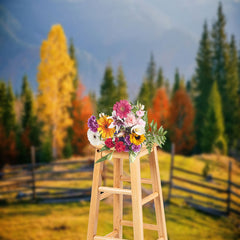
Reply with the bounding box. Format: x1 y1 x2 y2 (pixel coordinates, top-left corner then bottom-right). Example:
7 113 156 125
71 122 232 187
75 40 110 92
0 3 239 168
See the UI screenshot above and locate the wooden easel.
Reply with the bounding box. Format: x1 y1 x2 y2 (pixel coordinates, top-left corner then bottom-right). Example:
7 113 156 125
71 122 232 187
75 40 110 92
87 145 168 240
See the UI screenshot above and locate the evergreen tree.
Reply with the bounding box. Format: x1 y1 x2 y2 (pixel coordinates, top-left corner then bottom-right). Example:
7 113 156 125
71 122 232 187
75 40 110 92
186 75 198 103
69 38 79 92
137 78 151 109
212 2 229 99
2 82 16 136
195 21 213 151
146 53 156 104
98 64 117 115
172 68 180 95
201 81 227 154
0 81 7 123
225 35 240 150
21 75 34 129
156 67 164 88
164 78 171 97
116 65 128 100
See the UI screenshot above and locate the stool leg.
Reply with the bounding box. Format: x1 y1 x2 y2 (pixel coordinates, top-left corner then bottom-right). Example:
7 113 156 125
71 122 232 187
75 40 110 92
130 156 144 240
113 158 123 238
149 146 168 240
87 150 104 240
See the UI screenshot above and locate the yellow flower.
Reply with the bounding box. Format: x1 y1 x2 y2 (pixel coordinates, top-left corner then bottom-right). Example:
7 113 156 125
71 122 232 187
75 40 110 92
130 132 146 145
97 115 115 139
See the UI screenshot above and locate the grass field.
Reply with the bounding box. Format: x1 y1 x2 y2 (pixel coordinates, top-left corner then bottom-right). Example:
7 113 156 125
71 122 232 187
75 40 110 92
0 149 240 240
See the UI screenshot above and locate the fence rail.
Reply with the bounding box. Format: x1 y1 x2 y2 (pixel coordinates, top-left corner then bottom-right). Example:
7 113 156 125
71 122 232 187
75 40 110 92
168 143 240 216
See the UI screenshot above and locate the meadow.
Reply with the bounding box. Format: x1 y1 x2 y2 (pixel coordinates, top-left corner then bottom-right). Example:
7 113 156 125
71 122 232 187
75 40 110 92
0 150 240 240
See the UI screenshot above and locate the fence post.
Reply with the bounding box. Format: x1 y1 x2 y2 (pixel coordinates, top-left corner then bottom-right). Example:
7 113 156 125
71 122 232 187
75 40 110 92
168 143 175 202
227 161 232 215
31 146 36 201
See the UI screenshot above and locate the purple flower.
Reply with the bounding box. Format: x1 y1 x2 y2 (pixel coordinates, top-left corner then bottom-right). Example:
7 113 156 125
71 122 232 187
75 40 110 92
88 115 99 132
124 145 130 152
125 135 131 146
131 144 141 153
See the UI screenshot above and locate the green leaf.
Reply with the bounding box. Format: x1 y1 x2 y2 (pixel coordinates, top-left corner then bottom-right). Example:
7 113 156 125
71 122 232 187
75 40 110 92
98 145 110 152
95 152 113 164
129 151 138 163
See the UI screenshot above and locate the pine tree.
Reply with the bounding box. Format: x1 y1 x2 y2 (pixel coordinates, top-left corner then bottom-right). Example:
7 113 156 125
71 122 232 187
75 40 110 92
146 53 156 104
137 78 151 109
98 64 117 115
225 35 240 150
172 68 180 95
0 81 7 123
201 81 227 154
37 24 76 159
116 65 128 100
2 82 16 136
186 75 198 103
21 75 34 129
195 21 213 151
156 67 164 88
69 38 79 94
0 81 17 167
164 78 171 97
212 3 229 99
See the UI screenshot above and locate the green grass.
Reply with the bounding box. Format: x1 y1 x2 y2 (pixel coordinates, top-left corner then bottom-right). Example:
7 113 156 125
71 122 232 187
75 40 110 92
0 200 239 240
0 149 240 239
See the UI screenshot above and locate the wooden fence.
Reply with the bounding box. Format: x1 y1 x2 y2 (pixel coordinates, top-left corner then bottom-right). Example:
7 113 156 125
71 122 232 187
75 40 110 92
168 144 240 216
0 147 97 203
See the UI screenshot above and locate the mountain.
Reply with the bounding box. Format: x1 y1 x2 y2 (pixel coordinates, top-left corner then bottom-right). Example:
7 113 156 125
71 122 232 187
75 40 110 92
0 0 239 99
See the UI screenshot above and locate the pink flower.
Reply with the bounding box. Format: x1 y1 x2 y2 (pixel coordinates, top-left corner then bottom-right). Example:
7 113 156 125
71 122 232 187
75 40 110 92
113 100 132 119
137 118 146 127
125 112 137 127
136 110 145 117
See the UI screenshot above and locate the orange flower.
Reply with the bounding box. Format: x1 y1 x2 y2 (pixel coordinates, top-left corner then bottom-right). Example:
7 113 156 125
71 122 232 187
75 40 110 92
97 115 115 139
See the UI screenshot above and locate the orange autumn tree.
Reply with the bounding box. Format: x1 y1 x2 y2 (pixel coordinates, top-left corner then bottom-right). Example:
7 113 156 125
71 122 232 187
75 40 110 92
72 81 93 154
169 89 195 154
148 87 169 129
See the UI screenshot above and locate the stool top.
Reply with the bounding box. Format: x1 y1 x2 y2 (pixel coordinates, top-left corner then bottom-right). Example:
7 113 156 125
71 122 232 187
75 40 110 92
94 143 157 160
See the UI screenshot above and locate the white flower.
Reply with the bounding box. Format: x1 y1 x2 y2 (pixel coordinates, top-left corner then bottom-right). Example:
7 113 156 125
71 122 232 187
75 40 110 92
99 112 105 118
131 125 145 135
87 129 103 146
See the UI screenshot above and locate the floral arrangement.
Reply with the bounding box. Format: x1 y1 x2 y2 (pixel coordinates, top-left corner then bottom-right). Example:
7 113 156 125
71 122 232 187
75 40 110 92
87 100 167 163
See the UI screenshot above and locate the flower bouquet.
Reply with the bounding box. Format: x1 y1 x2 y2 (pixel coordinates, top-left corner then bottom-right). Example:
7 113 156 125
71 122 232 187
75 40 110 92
87 100 167 163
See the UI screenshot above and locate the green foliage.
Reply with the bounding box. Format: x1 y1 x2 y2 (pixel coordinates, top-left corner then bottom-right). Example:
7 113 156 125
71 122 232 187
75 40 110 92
0 80 7 123
116 65 128 100
69 38 79 93
145 120 167 154
21 75 34 129
98 64 117 115
39 136 53 163
137 78 151 109
224 35 240 150
156 67 164 88
146 53 156 106
201 81 227 154
63 137 73 159
194 21 213 152
172 68 180 96
202 162 210 178
2 82 16 136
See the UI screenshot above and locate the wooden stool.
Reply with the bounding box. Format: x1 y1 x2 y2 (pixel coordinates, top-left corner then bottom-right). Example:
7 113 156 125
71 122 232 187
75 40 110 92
87 145 168 240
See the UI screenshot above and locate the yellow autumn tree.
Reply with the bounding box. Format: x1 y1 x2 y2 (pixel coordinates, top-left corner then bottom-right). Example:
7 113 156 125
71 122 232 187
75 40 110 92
37 24 75 159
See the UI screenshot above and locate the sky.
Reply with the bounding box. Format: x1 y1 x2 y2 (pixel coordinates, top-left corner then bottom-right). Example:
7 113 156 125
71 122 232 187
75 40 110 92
0 0 240 99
